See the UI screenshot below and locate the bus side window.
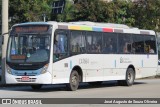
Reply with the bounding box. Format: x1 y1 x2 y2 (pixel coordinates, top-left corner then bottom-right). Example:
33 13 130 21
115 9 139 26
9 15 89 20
144 35 156 54
86 32 102 53
72 43 80 52
133 35 144 54
103 33 117 54
118 34 133 54
123 42 132 53
70 31 86 53
53 31 68 62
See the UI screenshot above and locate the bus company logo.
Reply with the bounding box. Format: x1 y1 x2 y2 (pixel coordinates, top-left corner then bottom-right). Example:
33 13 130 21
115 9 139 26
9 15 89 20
120 57 131 63
2 99 11 104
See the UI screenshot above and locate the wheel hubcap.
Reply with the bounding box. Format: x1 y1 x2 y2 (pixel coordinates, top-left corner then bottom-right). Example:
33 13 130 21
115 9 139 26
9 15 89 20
128 72 133 83
72 75 77 86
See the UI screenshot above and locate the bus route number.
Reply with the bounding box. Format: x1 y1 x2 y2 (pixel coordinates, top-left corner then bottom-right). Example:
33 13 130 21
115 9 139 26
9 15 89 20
79 58 89 65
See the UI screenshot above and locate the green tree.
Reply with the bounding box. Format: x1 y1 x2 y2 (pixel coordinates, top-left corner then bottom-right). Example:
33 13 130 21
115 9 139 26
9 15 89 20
73 0 110 22
9 0 52 27
8 0 160 32
56 0 75 22
132 0 160 32
111 0 135 26
72 0 135 26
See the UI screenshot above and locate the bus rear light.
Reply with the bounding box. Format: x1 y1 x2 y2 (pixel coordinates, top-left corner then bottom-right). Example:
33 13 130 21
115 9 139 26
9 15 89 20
6 64 12 74
41 64 49 74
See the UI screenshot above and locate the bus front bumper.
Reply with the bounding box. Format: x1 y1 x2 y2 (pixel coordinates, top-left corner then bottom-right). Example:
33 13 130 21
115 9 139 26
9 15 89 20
5 72 52 84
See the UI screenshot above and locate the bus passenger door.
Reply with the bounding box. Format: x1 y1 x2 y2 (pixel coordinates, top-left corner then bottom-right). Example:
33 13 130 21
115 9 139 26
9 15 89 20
52 30 69 84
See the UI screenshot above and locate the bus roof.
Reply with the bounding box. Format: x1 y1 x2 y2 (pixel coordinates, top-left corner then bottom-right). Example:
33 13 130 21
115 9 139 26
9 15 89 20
13 21 156 35
57 21 155 35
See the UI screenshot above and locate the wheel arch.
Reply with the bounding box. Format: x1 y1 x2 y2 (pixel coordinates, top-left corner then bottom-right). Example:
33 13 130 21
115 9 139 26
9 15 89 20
127 64 136 78
71 65 83 82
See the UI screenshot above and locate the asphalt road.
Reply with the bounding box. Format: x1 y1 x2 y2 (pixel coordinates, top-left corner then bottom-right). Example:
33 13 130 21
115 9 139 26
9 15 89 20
0 79 160 107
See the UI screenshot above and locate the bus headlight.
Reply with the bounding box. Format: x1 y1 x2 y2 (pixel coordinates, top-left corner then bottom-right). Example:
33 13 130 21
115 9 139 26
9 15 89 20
6 64 12 74
41 64 49 74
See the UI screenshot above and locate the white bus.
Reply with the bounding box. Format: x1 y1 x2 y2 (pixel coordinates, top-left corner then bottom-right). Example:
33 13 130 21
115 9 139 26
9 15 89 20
5 21 158 91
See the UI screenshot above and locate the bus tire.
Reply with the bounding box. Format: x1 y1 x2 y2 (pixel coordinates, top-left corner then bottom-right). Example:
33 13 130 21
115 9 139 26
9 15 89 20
31 84 42 90
66 70 79 91
118 68 135 86
88 81 102 86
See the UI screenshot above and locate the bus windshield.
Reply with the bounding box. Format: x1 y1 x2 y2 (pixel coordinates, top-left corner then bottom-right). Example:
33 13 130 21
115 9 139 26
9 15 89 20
7 34 51 63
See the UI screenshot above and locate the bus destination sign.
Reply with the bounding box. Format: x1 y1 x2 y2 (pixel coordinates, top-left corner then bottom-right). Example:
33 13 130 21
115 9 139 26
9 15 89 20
14 25 50 33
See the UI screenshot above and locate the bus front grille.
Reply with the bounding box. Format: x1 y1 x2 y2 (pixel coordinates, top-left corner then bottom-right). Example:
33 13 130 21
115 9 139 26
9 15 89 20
16 78 36 82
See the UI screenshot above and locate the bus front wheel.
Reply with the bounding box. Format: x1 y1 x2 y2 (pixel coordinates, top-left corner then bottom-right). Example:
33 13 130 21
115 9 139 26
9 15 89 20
66 70 79 91
118 68 135 86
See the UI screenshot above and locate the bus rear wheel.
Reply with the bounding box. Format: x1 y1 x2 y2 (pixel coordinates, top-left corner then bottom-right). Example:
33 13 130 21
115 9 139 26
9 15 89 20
66 70 80 91
118 68 135 86
31 84 42 90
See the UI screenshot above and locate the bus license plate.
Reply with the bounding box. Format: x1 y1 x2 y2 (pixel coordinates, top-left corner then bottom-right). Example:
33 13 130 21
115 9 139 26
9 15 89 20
21 76 30 81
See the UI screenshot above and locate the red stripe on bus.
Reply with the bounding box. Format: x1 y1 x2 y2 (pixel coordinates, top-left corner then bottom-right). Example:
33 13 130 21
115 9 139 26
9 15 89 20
103 28 113 32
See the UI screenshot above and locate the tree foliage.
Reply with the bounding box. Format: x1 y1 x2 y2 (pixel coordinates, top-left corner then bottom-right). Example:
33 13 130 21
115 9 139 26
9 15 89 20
111 0 135 26
9 0 52 26
6 0 160 32
56 0 75 22
70 0 160 31
132 0 160 31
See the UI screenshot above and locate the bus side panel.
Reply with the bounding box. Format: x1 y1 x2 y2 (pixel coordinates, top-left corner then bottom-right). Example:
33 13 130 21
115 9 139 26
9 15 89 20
52 54 104 83
115 54 157 79
103 54 126 81
140 55 157 78
83 54 103 82
51 54 157 84
52 60 71 84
